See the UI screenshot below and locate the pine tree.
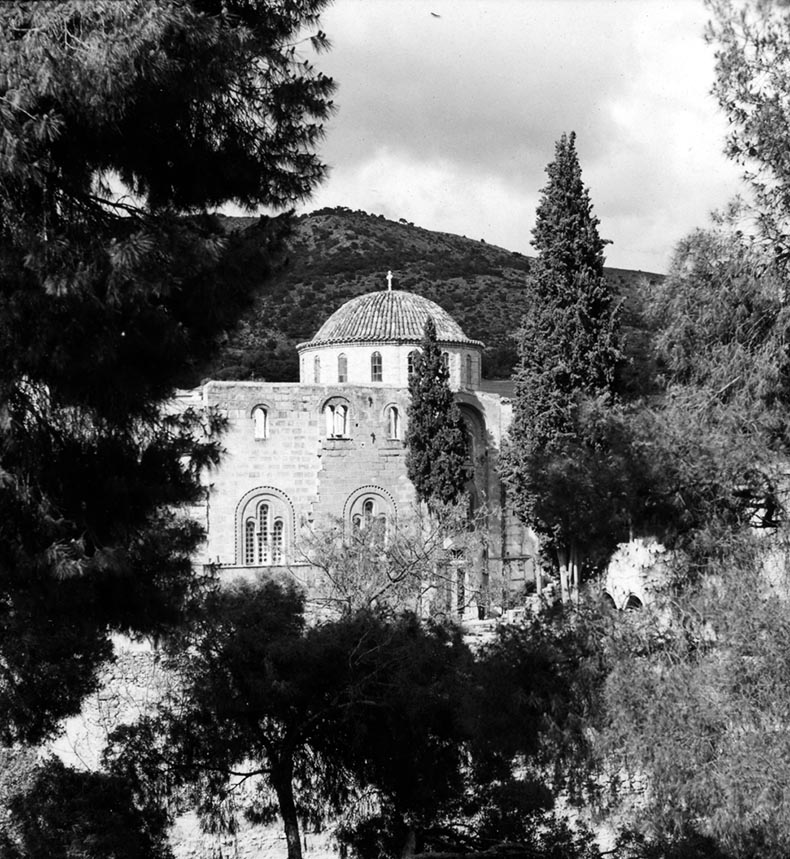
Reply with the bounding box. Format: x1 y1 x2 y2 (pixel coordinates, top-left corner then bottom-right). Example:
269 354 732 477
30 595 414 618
0 0 335 743
505 132 621 602
405 318 470 510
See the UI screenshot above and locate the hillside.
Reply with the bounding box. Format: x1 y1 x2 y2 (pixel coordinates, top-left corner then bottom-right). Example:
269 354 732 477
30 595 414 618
206 207 663 383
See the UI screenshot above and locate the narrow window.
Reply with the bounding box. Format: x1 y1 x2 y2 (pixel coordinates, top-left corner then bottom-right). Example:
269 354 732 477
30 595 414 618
387 405 401 440
373 513 387 547
363 498 375 525
466 354 473 386
371 351 382 382
244 519 255 565
338 353 347 383
407 350 418 376
314 355 321 384
252 406 268 440
258 504 270 564
334 404 348 437
271 519 284 564
441 351 449 371
352 514 362 533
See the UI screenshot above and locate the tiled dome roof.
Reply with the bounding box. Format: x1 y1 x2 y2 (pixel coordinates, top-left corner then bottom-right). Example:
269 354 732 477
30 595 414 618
299 290 483 348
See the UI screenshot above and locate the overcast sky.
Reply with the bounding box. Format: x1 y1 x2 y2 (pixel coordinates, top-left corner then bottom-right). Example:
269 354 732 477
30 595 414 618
298 0 745 273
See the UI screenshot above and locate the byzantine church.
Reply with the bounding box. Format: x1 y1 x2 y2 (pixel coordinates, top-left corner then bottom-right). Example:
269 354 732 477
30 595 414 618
184 279 540 615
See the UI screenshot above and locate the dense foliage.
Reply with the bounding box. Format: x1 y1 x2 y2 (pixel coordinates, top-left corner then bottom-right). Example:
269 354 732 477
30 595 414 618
0 0 334 743
592 3 790 849
504 132 622 601
405 318 470 509
708 0 790 257
104 578 605 859
0 757 172 859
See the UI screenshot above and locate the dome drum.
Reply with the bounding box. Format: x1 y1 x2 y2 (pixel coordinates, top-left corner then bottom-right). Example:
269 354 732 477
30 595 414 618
297 289 483 390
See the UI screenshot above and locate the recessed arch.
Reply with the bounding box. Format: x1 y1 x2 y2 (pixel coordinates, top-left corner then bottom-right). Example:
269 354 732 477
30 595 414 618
321 395 351 438
342 485 397 523
458 403 485 460
383 402 402 440
250 403 271 440
234 486 295 566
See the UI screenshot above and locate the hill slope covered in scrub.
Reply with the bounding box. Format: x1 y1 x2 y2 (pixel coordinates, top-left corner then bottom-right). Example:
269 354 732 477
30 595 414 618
207 207 663 384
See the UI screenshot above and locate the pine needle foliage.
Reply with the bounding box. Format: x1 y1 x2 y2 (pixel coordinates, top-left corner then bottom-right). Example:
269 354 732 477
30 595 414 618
405 318 470 509
0 0 334 743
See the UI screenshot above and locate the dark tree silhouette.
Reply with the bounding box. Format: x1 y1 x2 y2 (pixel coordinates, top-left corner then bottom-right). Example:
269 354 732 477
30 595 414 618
405 318 470 509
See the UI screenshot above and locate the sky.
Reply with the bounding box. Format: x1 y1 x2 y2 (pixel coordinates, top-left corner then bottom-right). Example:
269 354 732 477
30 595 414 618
296 0 745 273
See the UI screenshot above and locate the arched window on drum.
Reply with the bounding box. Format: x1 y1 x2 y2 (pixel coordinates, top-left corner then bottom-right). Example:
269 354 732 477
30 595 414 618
371 351 383 382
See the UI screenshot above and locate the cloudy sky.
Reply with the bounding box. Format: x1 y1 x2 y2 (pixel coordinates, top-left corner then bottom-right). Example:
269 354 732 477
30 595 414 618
298 0 745 273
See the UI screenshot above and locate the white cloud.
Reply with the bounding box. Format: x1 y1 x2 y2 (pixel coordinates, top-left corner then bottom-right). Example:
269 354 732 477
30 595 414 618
295 0 748 272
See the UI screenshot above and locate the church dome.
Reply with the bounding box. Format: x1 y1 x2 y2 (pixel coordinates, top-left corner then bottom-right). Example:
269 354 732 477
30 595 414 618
298 289 483 349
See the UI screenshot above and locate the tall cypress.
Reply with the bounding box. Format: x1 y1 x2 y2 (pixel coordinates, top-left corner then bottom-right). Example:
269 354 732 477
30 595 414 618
505 132 620 600
405 318 470 510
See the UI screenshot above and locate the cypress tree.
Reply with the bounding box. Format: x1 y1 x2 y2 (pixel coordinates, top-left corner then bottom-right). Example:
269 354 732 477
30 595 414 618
505 132 620 601
0 0 335 742
405 318 470 510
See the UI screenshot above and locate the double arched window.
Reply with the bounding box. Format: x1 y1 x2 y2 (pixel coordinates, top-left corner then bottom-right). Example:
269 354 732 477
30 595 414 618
237 488 293 567
371 351 382 382
324 397 350 438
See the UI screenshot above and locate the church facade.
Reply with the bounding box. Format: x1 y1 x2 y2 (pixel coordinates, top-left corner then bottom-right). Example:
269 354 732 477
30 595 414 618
185 287 538 615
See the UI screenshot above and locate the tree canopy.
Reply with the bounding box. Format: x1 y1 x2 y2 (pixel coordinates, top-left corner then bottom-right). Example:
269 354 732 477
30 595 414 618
405 318 470 510
707 0 790 256
505 132 621 601
0 0 334 743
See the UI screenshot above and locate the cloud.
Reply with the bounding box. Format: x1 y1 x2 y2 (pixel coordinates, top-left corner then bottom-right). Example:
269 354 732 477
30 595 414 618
298 0 747 271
